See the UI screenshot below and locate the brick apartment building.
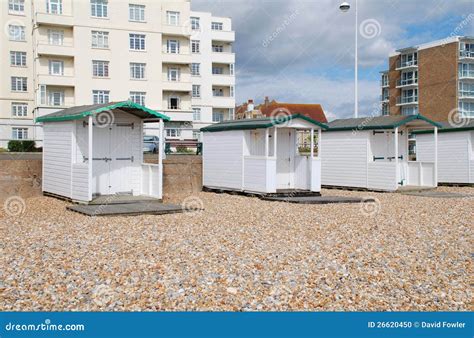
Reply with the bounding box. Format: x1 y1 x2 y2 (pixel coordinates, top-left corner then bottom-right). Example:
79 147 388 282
380 36 474 121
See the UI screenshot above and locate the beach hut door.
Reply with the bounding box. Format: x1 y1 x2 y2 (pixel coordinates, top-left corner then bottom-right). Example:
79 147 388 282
276 129 293 189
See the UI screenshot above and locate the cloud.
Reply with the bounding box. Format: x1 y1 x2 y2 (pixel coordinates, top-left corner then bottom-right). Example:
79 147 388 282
192 0 474 119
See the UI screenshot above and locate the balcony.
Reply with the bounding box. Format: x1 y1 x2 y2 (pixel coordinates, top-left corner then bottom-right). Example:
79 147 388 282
396 60 418 70
212 96 235 108
212 74 235 86
459 90 474 99
211 52 235 64
396 78 418 88
381 80 389 88
162 52 192 64
36 42 74 57
37 74 75 87
459 50 474 59
396 95 418 106
380 95 389 102
211 30 235 42
161 24 190 37
459 70 474 79
35 12 74 26
162 81 191 92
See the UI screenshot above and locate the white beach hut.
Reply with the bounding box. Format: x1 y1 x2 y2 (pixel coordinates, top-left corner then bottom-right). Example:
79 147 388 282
414 120 474 185
36 101 170 203
200 114 328 194
321 115 442 191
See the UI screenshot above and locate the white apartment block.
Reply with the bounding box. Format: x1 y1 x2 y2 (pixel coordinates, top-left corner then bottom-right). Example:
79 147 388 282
0 0 235 147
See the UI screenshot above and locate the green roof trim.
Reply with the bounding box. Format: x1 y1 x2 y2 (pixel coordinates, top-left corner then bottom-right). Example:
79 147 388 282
35 101 170 123
325 114 443 132
412 120 474 134
200 114 329 132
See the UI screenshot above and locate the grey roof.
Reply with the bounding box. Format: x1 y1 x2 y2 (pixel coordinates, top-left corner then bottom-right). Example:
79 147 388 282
36 101 170 123
412 119 474 134
325 114 442 131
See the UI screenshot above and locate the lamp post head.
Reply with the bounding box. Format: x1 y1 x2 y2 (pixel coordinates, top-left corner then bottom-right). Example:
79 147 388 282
339 2 351 12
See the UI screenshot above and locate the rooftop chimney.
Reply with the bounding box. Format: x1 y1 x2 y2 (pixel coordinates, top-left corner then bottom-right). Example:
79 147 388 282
247 99 254 112
264 96 269 106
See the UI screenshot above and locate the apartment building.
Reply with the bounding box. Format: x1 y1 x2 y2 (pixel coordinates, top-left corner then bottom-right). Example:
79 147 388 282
0 0 235 147
379 36 474 121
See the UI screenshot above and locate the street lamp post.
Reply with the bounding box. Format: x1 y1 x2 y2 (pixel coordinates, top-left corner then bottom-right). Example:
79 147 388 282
340 0 358 118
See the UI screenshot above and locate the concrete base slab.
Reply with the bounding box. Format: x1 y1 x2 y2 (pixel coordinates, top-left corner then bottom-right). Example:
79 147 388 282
400 191 473 199
261 196 376 204
202 186 321 198
89 195 161 205
67 201 185 216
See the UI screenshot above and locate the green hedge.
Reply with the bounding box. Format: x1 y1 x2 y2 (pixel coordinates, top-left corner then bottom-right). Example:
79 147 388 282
7 140 41 152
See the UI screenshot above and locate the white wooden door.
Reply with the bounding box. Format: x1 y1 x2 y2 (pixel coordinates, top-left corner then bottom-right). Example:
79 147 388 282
276 129 294 189
110 125 134 194
93 126 111 195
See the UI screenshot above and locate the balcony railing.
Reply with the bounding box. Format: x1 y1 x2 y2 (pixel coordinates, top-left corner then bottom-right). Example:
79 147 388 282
380 80 389 87
396 78 418 87
459 50 474 58
459 90 474 98
380 94 389 102
396 60 418 69
459 70 474 78
396 95 418 105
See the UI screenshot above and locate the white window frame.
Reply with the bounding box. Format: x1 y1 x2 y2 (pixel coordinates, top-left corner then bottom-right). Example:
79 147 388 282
191 40 200 54
166 39 180 54
10 51 26 67
230 86 234 97
212 111 224 122
212 44 224 53
166 11 180 26
47 0 63 14
129 91 146 106
92 90 110 104
192 107 201 121
192 85 201 98
11 102 28 117
9 0 25 14
48 29 64 45
191 16 200 30
49 60 64 75
211 22 223 31
48 90 64 106
91 0 108 18
191 63 200 76
12 127 28 140
130 62 146 80
92 60 109 77
11 77 27 92
166 128 181 138
129 33 146 50
91 30 109 48
9 25 25 41
229 63 234 75
129 4 145 22
168 67 180 82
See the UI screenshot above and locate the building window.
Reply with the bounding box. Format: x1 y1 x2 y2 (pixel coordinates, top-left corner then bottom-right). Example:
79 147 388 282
213 88 223 97
129 91 146 105
48 29 64 45
92 60 109 77
9 25 25 41
191 16 200 30
9 0 24 14
229 63 234 75
212 66 223 75
381 104 389 116
91 0 108 18
212 111 224 122
168 97 180 110
11 102 28 117
401 106 418 116
129 33 146 50
10 51 26 66
192 130 200 141
192 85 201 98
49 60 64 75
92 90 110 104
459 101 474 118
166 11 179 26
166 128 181 138
399 52 417 68
211 22 223 30
212 44 224 53
11 77 27 92
48 90 64 106
191 40 200 53
47 0 63 14
12 128 28 140
130 62 145 79
191 63 200 76
168 67 180 81
381 73 388 87
230 86 234 97
129 4 145 22
459 82 474 98
91 30 109 48
460 42 474 57
192 107 201 121
459 63 474 78
166 39 180 53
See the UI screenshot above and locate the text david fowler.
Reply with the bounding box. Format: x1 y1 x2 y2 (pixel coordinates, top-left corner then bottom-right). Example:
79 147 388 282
422 321 466 328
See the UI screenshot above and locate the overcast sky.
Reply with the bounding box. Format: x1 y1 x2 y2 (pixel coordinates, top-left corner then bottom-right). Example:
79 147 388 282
192 0 474 119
